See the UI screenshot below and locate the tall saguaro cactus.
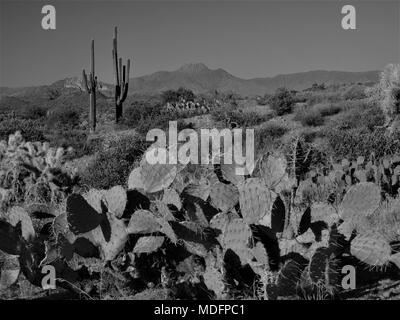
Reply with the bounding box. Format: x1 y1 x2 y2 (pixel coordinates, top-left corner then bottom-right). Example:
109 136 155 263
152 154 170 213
82 39 98 132
112 26 131 123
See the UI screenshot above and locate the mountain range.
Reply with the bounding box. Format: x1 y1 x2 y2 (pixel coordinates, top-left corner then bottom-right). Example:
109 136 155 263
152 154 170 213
0 62 379 99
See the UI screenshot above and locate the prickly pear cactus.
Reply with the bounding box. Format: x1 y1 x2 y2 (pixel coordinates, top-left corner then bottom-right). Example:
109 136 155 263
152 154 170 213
133 236 165 254
203 250 225 298
389 252 400 269
84 210 129 261
350 232 392 267
128 209 177 244
0 252 20 290
309 247 339 289
252 242 269 265
139 147 179 193
127 210 164 234
210 181 239 213
101 185 126 218
238 178 275 225
311 202 339 227
275 258 307 297
63 187 130 261
222 218 253 265
260 154 293 192
162 188 182 210
155 200 176 221
339 182 381 220
127 167 145 191
6 206 35 241
217 162 245 185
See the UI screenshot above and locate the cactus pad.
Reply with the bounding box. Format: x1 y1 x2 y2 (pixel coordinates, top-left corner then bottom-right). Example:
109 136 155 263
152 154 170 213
140 149 178 193
339 182 381 220
127 210 162 234
350 232 391 267
7 206 35 242
203 253 225 297
210 182 239 213
260 154 292 192
311 202 339 227
102 185 126 218
128 167 145 190
0 253 20 290
218 162 245 185
66 193 104 235
162 188 182 210
222 218 252 265
182 182 210 201
133 236 165 254
84 210 129 261
238 178 274 225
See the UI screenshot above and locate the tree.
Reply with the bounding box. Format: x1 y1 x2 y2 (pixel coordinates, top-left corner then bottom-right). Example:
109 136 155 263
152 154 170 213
269 87 295 116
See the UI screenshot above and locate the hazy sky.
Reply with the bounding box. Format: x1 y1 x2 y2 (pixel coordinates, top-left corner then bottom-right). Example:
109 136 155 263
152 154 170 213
0 0 399 87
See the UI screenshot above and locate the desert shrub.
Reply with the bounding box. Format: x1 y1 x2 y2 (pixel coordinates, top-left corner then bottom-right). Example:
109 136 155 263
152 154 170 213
46 107 80 129
294 108 324 127
256 122 288 139
123 102 162 126
254 122 288 152
302 111 324 127
257 93 272 106
161 87 195 104
332 99 373 112
292 92 308 103
313 103 343 117
298 128 321 143
211 105 271 127
342 85 367 100
307 88 343 105
228 110 270 127
325 127 400 160
303 83 326 92
45 129 91 158
161 90 180 104
176 87 195 102
305 92 343 105
269 87 295 116
0 118 45 141
330 104 385 131
18 105 48 120
123 104 196 136
80 135 148 189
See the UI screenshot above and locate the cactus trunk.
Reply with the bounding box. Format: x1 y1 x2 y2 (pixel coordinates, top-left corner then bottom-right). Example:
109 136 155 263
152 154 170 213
113 26 130 123
83 39 98 133
90 40 96 132
89 89 96 132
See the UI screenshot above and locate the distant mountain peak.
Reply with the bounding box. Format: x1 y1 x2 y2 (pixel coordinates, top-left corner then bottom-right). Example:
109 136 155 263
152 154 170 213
177 62 210 73
1 66 379 99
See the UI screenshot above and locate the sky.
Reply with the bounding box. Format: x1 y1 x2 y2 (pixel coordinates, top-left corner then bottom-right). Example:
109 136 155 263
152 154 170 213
0 0 399 87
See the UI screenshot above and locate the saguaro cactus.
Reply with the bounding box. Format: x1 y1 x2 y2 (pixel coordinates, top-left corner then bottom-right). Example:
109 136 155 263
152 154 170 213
82 39 98 132
112 26 131 123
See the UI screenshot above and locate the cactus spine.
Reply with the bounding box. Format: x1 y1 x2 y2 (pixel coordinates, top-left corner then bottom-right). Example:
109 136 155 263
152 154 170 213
82 39 98 133
112 26 131 123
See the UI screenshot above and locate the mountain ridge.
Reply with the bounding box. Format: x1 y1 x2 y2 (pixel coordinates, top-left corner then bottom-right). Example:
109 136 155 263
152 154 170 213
0 63 380 98
131 65 379 96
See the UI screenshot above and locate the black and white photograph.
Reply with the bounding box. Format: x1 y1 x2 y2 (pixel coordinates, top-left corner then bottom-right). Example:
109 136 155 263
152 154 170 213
0 0 400 305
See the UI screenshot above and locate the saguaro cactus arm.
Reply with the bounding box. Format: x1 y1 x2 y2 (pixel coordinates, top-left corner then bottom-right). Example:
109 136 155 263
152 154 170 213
82 70 90 92
112 26 131 122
